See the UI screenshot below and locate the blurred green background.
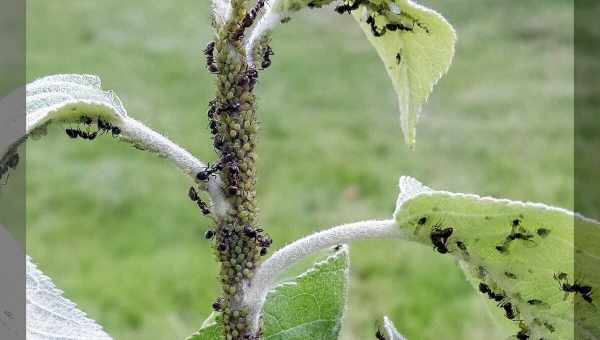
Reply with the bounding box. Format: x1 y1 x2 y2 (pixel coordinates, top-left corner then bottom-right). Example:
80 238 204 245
25 1 573 339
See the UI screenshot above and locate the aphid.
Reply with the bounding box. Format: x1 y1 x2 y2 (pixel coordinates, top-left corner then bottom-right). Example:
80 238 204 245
366 15 386 37
333 244 342 251
204 41 219 73
430 226 453 254
260 247 268 256
505 271 517 279
554 272 593 303
417 216 427 225
234 0 266 39
188 187 199 201
527 299 544 306
543 321 555 332
512 218 521 227
456 241 469 256
197 199 211 215
204 229 215 240
212 297 224 311
218 242 228 252
536 228 551 238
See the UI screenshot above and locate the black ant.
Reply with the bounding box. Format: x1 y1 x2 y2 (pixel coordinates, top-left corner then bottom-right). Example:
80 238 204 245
196 163 221 181
212 297 224 311
0 154 17 185
496 219 535 253
7 153 19 170
243 225 257 239
478 282 504 302
188 186 200 201
395 52 402 65
554 272 593 304
205 229 215 240
233 0 266 40
197 199 211 215
97 118 121 137
386 23 413 32
204 41 219 74
430 225 453 254
375 328 387 340
246 65 259 90
334 0 362 14
499 302 517 320
366 15 386 37
261 46 274 69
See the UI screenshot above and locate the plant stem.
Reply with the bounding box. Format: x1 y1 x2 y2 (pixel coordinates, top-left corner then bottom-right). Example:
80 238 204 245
211 1 264 338
245 219 403 332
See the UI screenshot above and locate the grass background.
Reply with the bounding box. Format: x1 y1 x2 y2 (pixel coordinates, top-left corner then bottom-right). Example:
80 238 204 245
25 1 573 339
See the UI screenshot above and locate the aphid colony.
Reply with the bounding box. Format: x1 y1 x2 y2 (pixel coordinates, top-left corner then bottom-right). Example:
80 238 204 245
232 0 266 41
0 152 20 185
64 115 121 141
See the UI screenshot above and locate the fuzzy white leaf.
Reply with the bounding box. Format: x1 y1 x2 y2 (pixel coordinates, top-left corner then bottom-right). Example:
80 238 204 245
26 256 112 340
20 74 229 217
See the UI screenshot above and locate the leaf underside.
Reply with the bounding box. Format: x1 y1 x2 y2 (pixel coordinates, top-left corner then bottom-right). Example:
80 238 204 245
352 0 456 147
188 247 350 340
394 177 600 340
26 256 112 340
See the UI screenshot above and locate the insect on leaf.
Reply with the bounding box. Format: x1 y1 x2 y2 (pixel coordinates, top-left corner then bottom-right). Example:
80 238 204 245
186 246 350 340
352 1 456 147
393 177 600 339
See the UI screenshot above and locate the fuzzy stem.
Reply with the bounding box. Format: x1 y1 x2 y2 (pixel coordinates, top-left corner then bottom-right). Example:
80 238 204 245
245 219 403 332
210 0 265 338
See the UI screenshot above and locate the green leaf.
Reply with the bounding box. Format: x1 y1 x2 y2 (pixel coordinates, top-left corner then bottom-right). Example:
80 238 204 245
249 1 455 148
393 177 600 340
352 1 456 147
187 247 349 340
186 312 222 340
